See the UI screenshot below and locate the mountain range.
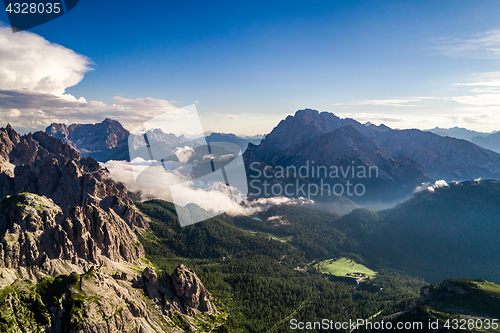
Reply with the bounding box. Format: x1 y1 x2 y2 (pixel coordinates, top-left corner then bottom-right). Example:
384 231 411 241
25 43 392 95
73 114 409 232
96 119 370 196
46 119 263 163
0 118 499 331
46 111 500 212
471 131 500 153
428 126 500 154
427 126 492 141
203 132 264 153
244 109 500 207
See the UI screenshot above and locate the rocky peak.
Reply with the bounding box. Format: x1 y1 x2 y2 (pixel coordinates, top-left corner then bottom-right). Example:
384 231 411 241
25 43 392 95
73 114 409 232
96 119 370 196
45 123 70 142
243 112 432 204
253 109 372 156
171 264 217 315
46 118 130 162
0 125 147 229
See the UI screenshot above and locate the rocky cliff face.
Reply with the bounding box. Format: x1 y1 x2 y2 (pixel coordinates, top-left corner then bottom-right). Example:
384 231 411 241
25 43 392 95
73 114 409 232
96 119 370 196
0 125 221 332
171 264 217 315
0 125 147 228
0 263 221 333
252 109 369 155
46 119 131 162
0 193 144 281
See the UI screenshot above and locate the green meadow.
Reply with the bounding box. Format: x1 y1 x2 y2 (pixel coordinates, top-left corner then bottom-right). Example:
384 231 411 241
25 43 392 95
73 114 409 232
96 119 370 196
315 257 377 278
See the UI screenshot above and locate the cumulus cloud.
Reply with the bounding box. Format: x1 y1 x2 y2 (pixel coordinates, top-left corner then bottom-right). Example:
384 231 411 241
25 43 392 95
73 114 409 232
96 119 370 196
103 158 243 214
103 159 173 201
415 180 449 193
0 89 178 133
103 159 313 219
174 146 195 163
0 28 177 133
0 27 91 96
219 154 236 160
226 197 314 216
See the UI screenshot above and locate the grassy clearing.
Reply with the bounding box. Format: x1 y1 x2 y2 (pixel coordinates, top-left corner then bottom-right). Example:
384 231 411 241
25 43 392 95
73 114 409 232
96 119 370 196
315 257 377 278
237 226 293 243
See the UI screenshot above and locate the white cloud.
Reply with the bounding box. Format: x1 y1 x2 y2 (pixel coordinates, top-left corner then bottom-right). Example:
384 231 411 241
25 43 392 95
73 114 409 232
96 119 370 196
112 96 175 113
332 97 437 107
454 71 500 87
174 146 195 163
0 28 178 133
103 159 235 214
463 115 490 124
433 29 500 58
448 72 500 108
0 27 91 96
415 180 449 193
103 159 313 218
0 90 178 133
449 94 500 106
333 69 500 131
226 197 314 216
8 109 20 117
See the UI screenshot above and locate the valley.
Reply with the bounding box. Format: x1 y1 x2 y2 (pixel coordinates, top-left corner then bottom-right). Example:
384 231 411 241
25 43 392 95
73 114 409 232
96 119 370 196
0 112 499 332
2 2 500 330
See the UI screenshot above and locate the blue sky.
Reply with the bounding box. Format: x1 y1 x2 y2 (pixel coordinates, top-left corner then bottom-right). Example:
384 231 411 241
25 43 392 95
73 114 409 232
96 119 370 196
1 0 500 134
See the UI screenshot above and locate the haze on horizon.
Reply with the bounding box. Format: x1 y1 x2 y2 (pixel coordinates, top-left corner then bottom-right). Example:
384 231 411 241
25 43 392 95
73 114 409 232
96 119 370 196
0 0 500 135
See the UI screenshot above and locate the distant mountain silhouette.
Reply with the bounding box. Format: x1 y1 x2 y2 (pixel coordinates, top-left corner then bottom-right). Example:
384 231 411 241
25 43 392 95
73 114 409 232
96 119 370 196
203 132 264 153
369 128 500 181
427 126 492 141
472 131 500 153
